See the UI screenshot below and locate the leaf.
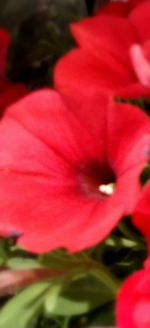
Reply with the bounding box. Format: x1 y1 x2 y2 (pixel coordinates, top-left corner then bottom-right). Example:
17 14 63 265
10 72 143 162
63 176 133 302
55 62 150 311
89 302 115 326
0 281 51 328
45 274 114 316
40 250 83 269
7 257 42 270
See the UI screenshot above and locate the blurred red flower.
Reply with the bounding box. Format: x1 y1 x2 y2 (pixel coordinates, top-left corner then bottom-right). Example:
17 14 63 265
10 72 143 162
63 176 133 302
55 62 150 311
0 89 148 253
133 181 150 252
54 0 150 100
116 268 150 328
0 28 10 82
97 0 145 17
0 28 27 116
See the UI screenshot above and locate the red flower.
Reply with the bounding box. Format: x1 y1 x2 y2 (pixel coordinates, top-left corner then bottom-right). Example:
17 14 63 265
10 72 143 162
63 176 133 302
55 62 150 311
116 268 150 328
0 28 10 83
96 0 145 17
0 28 27 115
54 0 150 100
0 89 149 253
133 181 150 252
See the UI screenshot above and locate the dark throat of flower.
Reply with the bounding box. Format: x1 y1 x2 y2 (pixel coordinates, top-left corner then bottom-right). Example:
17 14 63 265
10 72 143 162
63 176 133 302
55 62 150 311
78 160 116 199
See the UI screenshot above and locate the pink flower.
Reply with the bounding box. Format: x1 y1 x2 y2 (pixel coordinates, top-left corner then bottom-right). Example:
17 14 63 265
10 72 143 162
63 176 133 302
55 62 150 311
54 0 150 100
0 89 148 253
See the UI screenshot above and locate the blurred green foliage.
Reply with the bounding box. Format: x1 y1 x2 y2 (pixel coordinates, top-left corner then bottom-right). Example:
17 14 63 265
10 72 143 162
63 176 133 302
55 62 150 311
0 215 146 328
0 0 87 88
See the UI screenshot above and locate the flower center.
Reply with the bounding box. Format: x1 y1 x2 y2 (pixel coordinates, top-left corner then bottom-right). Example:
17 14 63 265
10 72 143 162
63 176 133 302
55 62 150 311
78 161 116 199
99 183 115 195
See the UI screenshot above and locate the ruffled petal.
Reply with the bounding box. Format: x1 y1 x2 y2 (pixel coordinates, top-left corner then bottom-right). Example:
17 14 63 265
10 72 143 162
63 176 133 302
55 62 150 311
71 15 137 67
54 48 136 99
130 0 150 42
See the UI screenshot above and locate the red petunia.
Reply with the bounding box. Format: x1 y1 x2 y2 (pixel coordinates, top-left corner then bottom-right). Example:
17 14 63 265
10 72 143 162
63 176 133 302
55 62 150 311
0 28 27 115
116 268 150 328
96 0 145 17
54 0 150 100
0 89 148 253
133 181 150 252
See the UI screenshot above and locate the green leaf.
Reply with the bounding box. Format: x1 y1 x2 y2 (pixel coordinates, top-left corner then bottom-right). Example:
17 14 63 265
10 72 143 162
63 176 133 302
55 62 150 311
0 281 51 328
89 302 115 326
7 257 42 270
45 274 114 316
40 250 84 269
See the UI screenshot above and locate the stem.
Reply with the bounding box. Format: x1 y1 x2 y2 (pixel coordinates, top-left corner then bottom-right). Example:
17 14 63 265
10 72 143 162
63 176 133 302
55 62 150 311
72 251 120 294
63 317 70 328
91 264 120 295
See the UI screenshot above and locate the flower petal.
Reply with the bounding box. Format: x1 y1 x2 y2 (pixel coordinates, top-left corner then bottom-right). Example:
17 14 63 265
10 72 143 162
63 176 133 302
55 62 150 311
107 102 150 173
130 0 150 42
54 48 136 99
116 269 150 328
133 181 150 251
71 15 136 67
